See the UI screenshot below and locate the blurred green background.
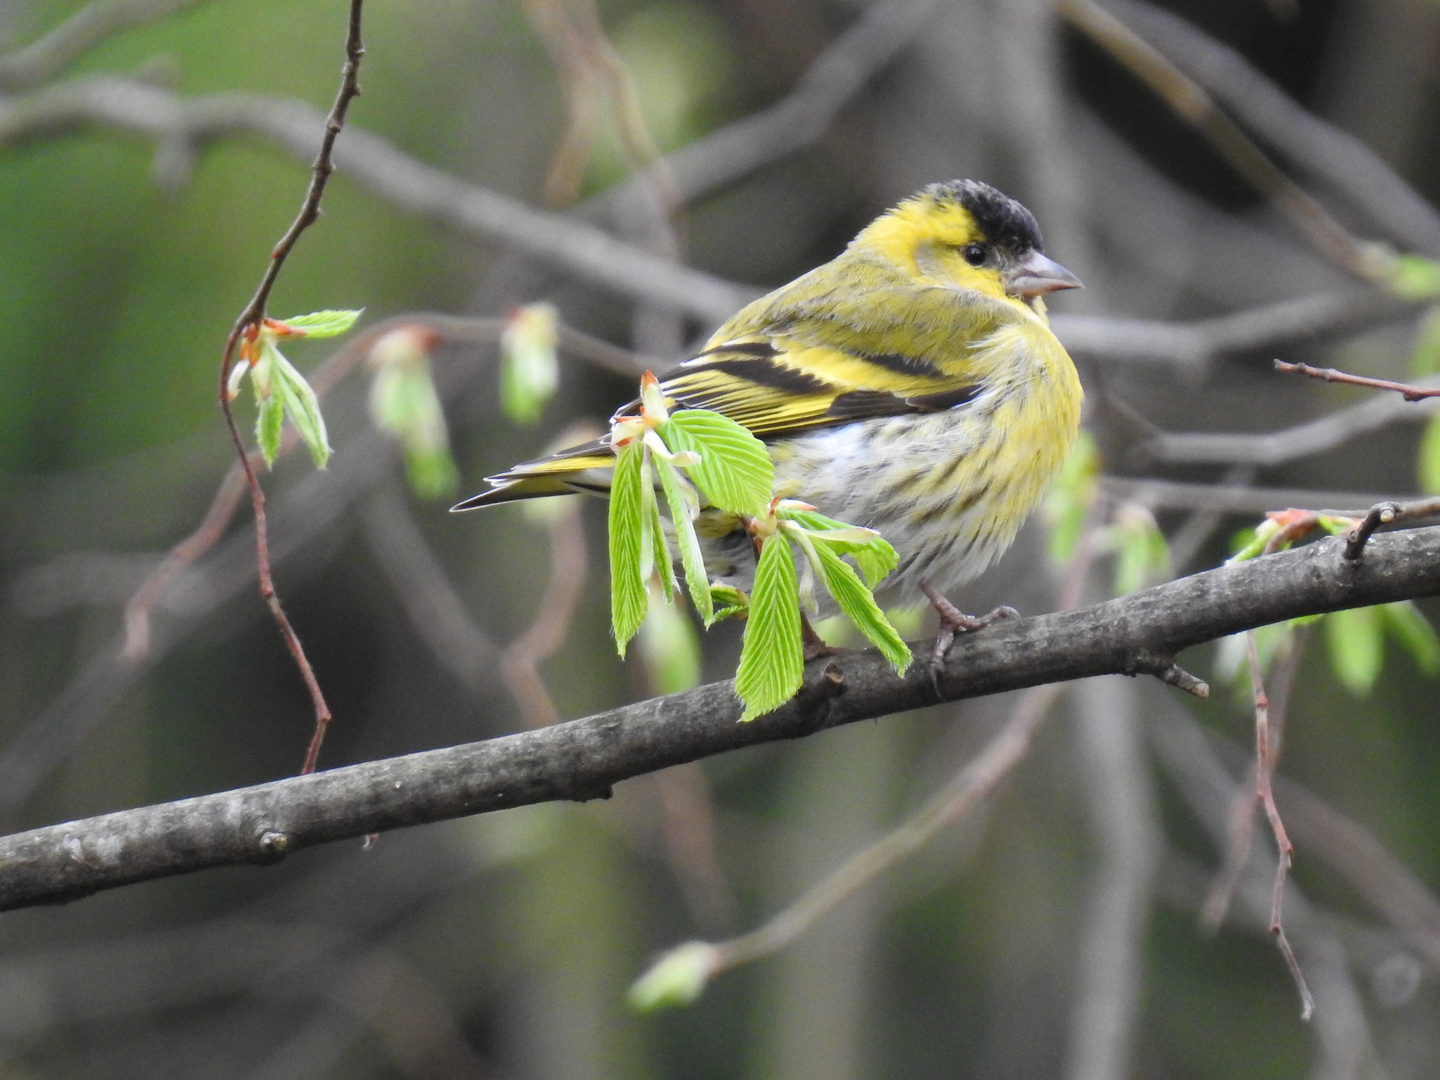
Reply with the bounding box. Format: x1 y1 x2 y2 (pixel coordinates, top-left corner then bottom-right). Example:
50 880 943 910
1 0 1439 1076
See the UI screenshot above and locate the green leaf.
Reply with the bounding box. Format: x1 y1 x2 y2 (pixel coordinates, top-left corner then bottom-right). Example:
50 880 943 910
1390 255 1440 301
708 584 748 621
735 533 803 721
1410 305 1440 378
793 530 910 673
637 454 673 601
256 392 284 468
639 593 703 695
656 457 713 622
661 410 774 517
1381 600 1440 676
1326 605 1384 695
272 348 332 467
609 440 649 656
775 506 898 588
278 309 363 338
1419 413 1440 495
628 942 717 1012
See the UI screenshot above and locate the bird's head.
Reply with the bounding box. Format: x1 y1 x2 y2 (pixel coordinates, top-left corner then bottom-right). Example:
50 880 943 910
860 179 1082 310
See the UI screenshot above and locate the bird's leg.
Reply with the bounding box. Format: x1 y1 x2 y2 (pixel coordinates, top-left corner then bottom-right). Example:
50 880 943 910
800 612 846 661
919 579 1018 682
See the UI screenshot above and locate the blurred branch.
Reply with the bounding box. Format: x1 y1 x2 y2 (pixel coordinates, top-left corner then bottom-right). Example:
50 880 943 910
1068 676 1156 1080
0 76 752 322
1101 0 1440 256
0 0 208 90
612 0 943 208
358 484 504 699
1143 376 1440 465
526 0 680 222
500 500 589 730
1099 477 1412 518
685 680 1066 985
1059 0 1394 283
4 524 1440 908
1051 288 1413 369
1276 772 1440 973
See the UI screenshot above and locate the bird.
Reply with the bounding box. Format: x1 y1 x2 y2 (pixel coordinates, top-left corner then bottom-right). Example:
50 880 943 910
454 179 1083 663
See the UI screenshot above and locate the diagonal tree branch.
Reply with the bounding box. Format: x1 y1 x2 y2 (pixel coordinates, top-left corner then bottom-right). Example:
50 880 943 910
3 525 1440 912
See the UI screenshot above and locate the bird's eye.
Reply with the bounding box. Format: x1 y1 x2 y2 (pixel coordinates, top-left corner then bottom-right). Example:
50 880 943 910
960 244 987 267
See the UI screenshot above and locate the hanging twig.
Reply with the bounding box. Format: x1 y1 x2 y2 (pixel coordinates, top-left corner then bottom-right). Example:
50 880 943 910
214 0 365 774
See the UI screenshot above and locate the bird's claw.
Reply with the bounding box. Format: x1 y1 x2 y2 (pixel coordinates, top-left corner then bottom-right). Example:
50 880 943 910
919 579 1017 692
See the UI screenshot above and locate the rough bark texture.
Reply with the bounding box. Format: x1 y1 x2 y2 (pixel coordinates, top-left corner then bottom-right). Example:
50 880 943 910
2 525 1437 912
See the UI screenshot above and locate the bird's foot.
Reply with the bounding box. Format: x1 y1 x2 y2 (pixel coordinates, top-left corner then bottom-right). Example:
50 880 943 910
919 579 1017 687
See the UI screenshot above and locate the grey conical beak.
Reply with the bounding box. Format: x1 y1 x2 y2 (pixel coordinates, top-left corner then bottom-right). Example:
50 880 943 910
1004 250 1083 300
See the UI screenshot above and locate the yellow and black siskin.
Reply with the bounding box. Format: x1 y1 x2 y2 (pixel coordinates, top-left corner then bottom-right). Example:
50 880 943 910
455 180 1083 640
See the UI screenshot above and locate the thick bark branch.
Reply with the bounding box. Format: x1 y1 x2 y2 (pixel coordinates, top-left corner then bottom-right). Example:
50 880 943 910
3 526 1440 912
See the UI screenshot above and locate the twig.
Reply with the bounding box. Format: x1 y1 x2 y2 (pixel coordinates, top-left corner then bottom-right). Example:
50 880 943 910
1058 0 1394 283
1201 624 1308 930
214 0 365 775
1275 359 1440 401
1274 771 1440 973
1245 631 1315 1019
0 0 208 89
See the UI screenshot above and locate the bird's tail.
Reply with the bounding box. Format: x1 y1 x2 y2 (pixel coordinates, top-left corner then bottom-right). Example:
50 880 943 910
450 438 616 511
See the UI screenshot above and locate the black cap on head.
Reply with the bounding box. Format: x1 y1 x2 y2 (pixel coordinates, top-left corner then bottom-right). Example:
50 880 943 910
925 179 1045 254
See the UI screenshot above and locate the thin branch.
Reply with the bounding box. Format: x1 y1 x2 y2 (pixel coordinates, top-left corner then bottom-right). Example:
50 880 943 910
1245 630 1314 1018
1201 626 1308 931
1275 772 1440 973
123 315 504 661
1058 0 1394 283
1276 359 1440 400
1099 476 1409 518
215 0 365 775
3 523 1440 910
0 0 209 90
